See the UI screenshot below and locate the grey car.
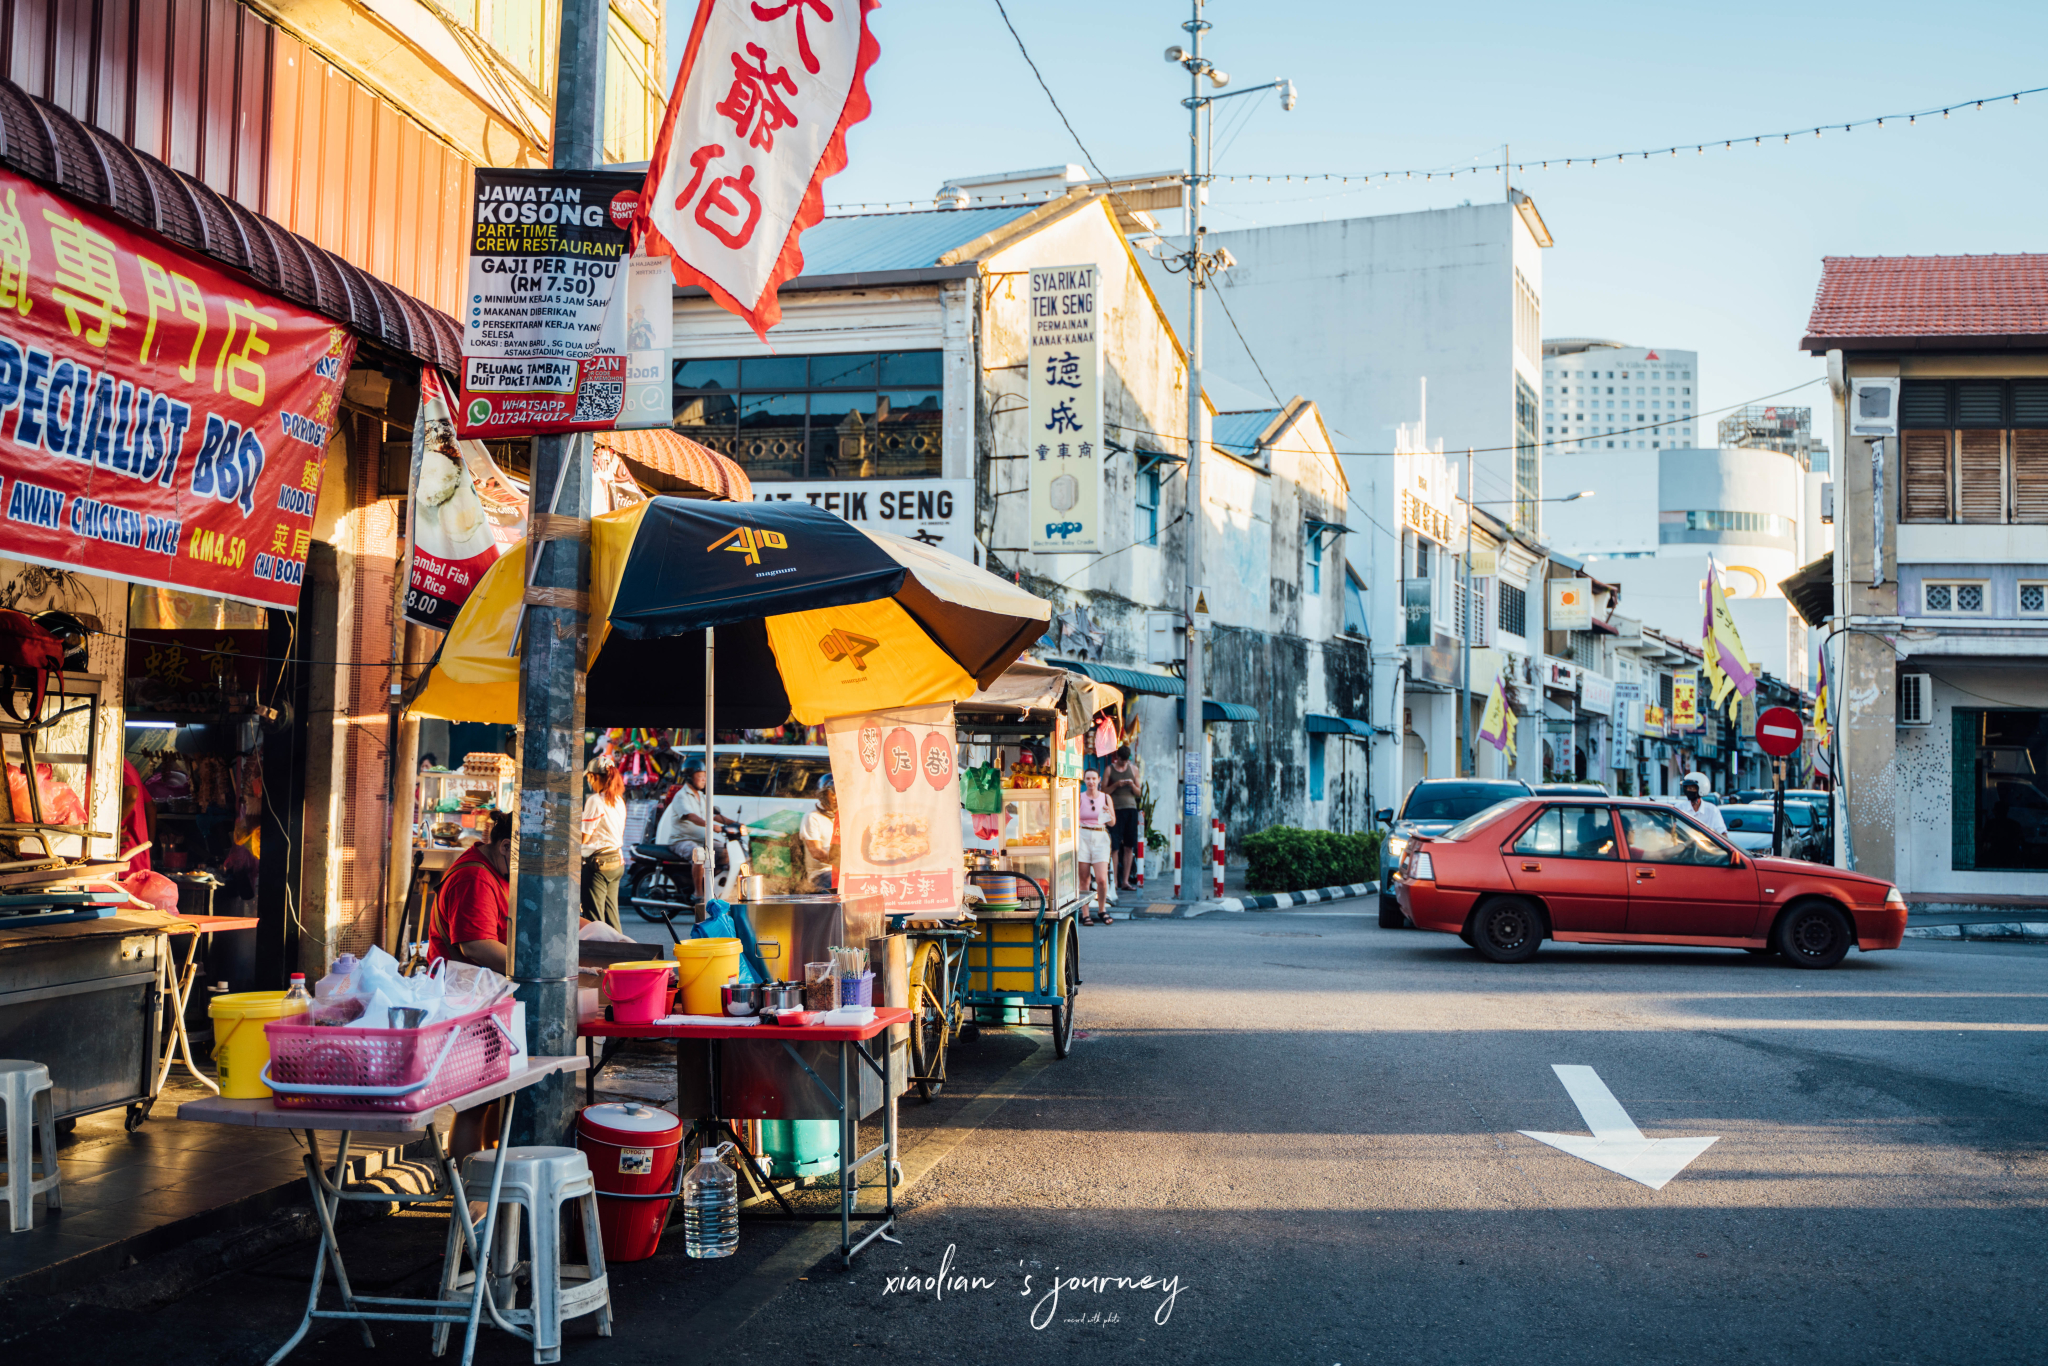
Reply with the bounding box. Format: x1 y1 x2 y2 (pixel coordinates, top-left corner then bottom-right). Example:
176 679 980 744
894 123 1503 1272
1719 802 1827 862
1377 778 1533 927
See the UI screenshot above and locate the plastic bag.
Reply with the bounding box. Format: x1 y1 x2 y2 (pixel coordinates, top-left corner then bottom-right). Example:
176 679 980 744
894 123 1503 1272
120 869 180 910
961 762 1003 814
691 899 768 984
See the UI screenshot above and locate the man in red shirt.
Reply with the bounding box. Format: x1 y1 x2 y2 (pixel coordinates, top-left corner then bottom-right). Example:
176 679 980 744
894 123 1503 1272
430 813 512 971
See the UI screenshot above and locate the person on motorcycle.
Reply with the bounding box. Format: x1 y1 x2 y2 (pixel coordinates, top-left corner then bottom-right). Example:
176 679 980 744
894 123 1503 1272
654 756 742 899
1676 770 1727 836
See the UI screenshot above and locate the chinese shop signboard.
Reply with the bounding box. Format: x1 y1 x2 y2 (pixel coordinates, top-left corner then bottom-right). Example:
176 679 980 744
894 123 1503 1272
639 0 882 339
0 170 352 610
1027 264 1102 554
455 167 673 438
825 702 962 913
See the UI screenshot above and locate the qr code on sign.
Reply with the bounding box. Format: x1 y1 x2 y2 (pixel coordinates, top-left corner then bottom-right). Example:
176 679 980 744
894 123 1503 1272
572 383 623 424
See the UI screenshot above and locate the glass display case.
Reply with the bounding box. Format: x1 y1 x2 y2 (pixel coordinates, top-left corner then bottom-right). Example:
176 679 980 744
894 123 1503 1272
1000 781 1077 911
417 755 517 850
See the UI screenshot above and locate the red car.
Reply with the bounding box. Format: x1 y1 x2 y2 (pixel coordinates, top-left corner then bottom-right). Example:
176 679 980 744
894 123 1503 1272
1393 795 1907 968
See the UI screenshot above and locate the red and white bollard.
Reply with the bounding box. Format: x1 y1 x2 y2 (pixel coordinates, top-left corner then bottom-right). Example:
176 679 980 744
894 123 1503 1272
1172 820 1182 899
1212 817 1226 898
1135 828 1147 887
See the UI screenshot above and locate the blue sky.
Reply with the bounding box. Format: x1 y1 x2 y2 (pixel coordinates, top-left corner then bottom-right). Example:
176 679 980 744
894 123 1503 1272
668 0 2048 435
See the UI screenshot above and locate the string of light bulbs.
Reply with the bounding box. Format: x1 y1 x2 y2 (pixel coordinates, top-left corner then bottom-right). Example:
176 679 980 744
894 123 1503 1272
822 81 2048 214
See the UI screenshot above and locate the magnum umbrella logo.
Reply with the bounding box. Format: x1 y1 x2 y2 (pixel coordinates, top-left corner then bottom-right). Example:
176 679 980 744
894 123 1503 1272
707 525 789 566
819 627 880 671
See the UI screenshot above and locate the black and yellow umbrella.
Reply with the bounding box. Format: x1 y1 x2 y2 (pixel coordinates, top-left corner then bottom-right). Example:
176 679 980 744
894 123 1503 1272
416 497 1051 727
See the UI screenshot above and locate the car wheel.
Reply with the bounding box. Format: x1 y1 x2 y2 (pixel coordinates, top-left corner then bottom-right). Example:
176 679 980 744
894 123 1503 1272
1378 893 1405 929
1774 900 1851 969
1470 897 1543 963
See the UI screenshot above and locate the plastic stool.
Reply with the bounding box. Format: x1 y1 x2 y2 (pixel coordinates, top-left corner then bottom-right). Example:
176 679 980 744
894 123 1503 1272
439 1146 611 1363
0 1060 61 1233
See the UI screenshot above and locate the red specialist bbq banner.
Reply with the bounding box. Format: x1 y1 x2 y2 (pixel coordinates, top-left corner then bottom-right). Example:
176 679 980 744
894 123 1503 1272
0 169 351 610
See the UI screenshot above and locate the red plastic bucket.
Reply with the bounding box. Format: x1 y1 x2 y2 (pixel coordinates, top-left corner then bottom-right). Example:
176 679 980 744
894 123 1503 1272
577 1102 684 1262
602 962 674 1025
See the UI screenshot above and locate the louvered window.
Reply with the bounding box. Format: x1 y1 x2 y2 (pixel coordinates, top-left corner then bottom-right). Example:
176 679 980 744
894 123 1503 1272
2012 430 2048 523
1900 380 1950 428
1956 430 2006 522
1955 381 2007 428
1901 430 1952 522
2012 381 2048 426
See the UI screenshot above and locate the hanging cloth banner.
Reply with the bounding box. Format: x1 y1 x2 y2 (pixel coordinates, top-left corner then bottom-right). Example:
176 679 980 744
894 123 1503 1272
0 168 352 610
1702 554 1758 715
825 702 962 913
403 368 532 630
1028 264 1102 553
637 0 882 340
454 167 673 438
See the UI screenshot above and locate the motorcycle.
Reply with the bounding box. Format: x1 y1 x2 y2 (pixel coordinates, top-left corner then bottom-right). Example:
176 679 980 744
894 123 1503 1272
625 823 751 930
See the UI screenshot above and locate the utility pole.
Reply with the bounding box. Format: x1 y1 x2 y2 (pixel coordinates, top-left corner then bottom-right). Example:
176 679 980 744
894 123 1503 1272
510 0 604 1146
1166 0 1292 900
1458 450 1473 777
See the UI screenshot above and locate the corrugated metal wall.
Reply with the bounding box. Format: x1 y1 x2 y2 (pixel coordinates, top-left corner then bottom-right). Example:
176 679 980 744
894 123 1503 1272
266 30 472 320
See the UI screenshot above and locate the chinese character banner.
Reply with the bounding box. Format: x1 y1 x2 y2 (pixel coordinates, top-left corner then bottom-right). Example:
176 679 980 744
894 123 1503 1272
825 702 962 913
638 0 882 340
1028 264 1101 554
0 170 352 610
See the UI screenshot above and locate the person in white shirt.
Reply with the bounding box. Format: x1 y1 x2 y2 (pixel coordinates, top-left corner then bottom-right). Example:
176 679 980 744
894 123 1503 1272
1675 771 1727 837
579 756 627 929
799 776 839 891
653 758 741 900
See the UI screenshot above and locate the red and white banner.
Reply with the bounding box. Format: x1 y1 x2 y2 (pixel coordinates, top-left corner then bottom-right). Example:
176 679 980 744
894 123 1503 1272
0 169 352 610
825 702 961 913
638 0 881 339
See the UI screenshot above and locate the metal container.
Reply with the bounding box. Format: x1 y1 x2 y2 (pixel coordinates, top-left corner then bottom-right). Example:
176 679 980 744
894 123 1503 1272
721 982 768 1016
759 981 806 1012
739 893 886 981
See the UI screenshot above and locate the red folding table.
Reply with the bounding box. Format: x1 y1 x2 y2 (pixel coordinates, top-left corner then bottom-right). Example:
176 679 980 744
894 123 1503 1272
580 1007 908 1265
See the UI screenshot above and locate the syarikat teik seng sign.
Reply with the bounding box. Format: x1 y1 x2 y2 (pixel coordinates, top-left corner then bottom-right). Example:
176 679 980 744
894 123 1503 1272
0 169 352 610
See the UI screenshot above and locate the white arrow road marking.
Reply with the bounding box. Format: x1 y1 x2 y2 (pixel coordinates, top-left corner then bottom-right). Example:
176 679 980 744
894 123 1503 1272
1518 1064 1718 1191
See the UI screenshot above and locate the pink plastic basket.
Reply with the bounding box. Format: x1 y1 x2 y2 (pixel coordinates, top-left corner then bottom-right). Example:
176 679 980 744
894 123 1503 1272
262 1002 516 1112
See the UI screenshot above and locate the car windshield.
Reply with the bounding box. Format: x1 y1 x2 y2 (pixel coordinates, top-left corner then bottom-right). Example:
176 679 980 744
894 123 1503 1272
1402 782 1528 823
1721 808 1773 832
1781 804 1813 827
1441 799 1529 842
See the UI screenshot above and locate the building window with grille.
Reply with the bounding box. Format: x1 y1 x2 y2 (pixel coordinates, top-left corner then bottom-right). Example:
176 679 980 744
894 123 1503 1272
1922 581 1989 615
1514 376 1540 530
1899 378 2048 524
1307 537 1324 595
2021 582 2048 617
1136 467 1160 544
1498 581 1527 637
673 352 943 482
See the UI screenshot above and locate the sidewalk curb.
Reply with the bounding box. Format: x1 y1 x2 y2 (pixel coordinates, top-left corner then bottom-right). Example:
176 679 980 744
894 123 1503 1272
1118 881 1379 919
1903 921 2048 942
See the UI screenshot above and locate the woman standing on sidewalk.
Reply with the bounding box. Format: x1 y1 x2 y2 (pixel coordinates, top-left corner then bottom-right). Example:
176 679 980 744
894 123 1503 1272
1076 768 1115 925
580 755 627 930
1103 745 1142 889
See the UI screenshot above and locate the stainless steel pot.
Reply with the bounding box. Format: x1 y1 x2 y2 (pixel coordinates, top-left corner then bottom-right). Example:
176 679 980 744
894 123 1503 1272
758 981 807 1012
721 982 769 1016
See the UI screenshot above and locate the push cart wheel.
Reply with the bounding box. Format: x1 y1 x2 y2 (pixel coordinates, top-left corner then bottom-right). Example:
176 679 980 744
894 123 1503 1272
123 1100 152 1132
910 942 950 1101
1051 933 1078 1059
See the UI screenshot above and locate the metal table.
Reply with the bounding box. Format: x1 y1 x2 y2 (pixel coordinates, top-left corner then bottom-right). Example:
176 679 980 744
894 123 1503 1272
147 912 261 1114
179 1053 589 1366
581 1007 908 1265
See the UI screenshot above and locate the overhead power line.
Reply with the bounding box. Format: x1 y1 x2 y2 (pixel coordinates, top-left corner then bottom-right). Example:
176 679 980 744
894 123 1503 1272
822 80 2048 214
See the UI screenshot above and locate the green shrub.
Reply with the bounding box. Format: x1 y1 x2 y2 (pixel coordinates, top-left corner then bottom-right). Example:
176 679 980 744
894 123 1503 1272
1241 826 1386 893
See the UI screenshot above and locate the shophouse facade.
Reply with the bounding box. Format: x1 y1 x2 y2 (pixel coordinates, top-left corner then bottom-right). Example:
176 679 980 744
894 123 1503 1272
1803 253 2048 898
669 194 1367 855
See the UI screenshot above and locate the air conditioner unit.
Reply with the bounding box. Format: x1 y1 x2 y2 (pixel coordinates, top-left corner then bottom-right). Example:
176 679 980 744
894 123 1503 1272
1850 378 1899 438
1898 672 1933 727
1820 480 1834 524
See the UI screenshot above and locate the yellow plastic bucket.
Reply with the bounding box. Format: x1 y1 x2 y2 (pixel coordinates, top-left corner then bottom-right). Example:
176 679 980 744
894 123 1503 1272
209 990 309 1099
672 938 743 1016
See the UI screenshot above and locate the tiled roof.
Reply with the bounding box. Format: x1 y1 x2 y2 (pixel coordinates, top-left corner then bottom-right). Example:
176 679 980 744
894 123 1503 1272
1803 255 2048 348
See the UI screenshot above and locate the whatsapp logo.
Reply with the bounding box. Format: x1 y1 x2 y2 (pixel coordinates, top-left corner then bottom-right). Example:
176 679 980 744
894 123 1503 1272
466 398 491 425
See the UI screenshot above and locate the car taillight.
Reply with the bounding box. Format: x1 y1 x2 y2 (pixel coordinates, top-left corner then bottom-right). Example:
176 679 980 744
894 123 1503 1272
1412 851 1435 882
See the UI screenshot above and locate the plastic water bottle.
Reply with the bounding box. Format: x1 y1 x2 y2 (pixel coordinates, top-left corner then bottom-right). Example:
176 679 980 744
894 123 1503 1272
283 973 311 1007
681 1146 738 1258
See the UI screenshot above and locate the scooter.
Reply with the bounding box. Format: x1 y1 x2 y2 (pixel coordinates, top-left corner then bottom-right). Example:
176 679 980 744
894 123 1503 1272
625 825 751 935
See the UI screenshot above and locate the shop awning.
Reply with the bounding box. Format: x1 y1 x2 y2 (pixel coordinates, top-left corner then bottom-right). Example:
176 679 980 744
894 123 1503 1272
1305 712 1375 736
961 661 1122 716
1176 698 1259 724
1047 658 1184 697
594 430 752 501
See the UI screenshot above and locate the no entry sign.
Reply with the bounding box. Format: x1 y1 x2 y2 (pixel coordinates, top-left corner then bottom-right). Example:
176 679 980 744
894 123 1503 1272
1756 706 1804 758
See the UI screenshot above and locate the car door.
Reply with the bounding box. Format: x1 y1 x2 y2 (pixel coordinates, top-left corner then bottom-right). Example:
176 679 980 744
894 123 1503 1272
1617 806 1762 938
1505 805 1628 932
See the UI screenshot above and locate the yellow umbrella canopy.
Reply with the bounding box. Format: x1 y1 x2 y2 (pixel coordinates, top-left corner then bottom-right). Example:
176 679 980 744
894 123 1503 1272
414 496 1050 727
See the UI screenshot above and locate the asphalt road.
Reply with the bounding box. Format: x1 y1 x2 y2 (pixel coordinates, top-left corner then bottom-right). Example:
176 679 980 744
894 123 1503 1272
11 909 2045 1365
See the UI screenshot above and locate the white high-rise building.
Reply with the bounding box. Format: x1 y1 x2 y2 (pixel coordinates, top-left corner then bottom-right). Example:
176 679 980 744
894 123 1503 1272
1541 340 1699 452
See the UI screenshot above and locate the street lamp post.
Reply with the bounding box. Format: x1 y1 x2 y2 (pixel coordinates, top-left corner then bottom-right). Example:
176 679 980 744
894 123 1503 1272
1456 487 1594 778
1165 1 1293 896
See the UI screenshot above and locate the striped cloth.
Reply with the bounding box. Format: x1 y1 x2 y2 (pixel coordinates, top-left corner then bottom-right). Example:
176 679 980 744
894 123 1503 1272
593 429 752 502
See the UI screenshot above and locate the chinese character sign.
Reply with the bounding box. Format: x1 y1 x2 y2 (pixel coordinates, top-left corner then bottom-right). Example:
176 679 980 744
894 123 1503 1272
0 169 351 610
638 0 882 340
825 702 961 913
1671 674 1699 730
456 168 672 438
1027 264 1102 554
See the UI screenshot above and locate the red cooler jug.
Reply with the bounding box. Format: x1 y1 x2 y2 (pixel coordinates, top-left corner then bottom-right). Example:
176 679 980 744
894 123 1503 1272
577 1102 684 1262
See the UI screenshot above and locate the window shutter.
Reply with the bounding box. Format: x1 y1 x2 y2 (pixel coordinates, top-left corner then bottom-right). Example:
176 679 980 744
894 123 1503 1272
1954 380 2006 428
2012 380 2048 426
1955 429 2005 523
1900 380 1950 428
2013 429 2048 523
1900 430 1952 522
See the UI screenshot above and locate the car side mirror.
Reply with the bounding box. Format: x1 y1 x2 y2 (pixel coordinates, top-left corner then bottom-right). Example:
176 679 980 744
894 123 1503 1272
1375 808 1394 825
